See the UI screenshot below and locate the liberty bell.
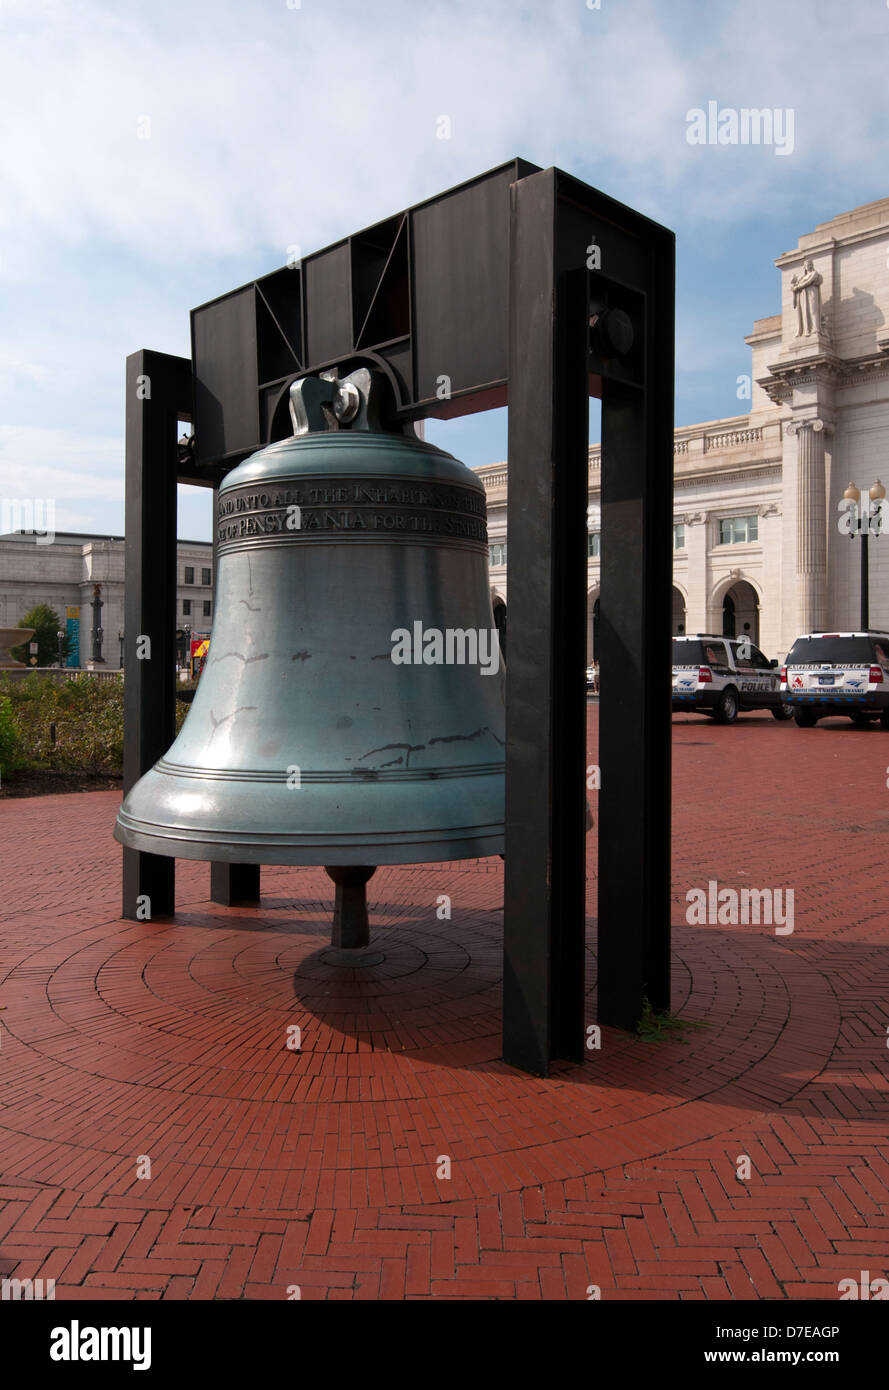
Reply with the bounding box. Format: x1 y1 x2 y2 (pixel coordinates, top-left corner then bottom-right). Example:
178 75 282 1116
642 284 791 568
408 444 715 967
114 367 506 945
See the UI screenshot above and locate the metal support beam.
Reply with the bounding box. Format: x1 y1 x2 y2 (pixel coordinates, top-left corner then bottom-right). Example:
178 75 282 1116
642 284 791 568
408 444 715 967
122 350 190 921
209 863 261 906
597 236 675 1028
502 171 589 1075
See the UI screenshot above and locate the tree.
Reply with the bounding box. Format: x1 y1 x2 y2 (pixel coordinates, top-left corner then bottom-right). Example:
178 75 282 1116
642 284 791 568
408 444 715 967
9 605 69 667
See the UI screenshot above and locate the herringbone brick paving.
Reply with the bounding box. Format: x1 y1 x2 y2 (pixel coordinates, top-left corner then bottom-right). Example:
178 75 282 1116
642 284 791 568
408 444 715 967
1 708 888 1298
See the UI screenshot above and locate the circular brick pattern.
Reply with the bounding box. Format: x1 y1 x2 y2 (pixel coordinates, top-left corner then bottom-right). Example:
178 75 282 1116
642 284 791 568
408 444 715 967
3 710 887 1299
317 947 386 968
0 859 837 1210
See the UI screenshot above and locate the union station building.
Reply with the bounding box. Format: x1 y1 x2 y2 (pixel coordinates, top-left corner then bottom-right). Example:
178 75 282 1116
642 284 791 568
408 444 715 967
481 195 889 663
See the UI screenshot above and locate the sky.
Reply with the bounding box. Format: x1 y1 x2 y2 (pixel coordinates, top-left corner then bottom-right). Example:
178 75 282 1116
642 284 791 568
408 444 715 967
1 0 888 540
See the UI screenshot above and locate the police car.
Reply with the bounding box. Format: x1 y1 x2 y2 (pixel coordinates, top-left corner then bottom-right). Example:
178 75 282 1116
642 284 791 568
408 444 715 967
781 631 889 727
672 634 793 723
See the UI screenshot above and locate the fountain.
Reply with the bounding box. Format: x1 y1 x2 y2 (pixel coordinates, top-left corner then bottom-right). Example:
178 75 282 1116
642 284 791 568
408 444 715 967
0 628 35 669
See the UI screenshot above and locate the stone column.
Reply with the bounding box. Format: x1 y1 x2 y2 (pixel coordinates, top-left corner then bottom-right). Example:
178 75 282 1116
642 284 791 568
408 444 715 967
793 419 828 633
756 503 783 657
682 511 709 633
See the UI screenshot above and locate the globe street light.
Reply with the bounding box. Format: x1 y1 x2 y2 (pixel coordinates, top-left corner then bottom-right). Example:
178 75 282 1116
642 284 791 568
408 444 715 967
843 480 886 629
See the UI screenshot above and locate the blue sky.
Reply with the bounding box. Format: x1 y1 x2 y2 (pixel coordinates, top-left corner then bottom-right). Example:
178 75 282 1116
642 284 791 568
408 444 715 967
1 0 887 540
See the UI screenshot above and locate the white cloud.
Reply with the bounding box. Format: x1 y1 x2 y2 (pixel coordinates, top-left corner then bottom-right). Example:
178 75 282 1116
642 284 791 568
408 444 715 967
0 426 122 532
0 425 213 538
5 0 885 279
0 424 121 491
1 0 888 535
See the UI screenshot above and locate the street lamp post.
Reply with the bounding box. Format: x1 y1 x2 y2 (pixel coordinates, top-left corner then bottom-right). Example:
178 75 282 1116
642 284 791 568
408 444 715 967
843 480 886 629
89 582 105 663
118 630 124 669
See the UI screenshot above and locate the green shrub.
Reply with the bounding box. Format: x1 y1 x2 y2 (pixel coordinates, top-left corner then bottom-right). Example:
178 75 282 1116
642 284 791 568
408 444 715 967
0 674 123 775
0 694 21 780
0 672 189 779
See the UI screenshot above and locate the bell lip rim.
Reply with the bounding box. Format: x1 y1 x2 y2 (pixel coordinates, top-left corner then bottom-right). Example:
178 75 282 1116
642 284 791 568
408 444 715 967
148 756 505 783
113 818 505 866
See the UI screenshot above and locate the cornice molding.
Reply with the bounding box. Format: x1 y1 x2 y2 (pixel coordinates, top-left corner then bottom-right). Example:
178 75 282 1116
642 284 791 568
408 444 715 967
586 464 783 503
676 464 783 489
758 347 889 403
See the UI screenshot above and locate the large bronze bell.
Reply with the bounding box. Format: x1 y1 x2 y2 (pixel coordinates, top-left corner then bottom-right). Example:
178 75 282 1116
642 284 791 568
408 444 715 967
114 368 505 940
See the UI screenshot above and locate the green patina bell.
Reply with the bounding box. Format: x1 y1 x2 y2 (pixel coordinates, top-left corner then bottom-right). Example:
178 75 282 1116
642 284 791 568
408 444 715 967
115 368 505 935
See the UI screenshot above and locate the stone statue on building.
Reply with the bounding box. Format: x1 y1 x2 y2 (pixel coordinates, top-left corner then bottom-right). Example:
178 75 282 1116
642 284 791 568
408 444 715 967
791 260 823 337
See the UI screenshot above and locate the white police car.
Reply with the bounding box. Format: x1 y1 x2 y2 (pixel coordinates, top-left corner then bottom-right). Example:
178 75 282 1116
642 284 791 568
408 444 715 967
781 631 889 727
672 634 792 724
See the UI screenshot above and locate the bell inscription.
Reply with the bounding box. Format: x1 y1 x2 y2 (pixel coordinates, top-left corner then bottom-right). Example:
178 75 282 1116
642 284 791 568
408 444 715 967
217 476 488 550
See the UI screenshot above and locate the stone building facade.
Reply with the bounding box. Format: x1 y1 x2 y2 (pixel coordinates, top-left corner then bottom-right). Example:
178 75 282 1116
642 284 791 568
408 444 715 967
480 195 889 662
0 532 214 669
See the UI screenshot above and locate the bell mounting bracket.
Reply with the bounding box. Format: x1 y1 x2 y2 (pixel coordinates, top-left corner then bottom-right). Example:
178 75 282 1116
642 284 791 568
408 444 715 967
288 367 406 437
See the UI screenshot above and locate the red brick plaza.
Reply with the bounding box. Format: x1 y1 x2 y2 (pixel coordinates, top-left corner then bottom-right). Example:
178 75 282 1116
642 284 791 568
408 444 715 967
1 707 888 1301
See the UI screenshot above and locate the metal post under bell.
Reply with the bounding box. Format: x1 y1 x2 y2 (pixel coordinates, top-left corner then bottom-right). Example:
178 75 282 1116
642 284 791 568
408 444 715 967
326 865 375 949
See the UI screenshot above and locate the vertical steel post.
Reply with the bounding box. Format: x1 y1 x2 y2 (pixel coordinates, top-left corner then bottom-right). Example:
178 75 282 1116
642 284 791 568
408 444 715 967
122 351 190 920
597 235 675 1028
503 171 589 1074
210 862 261 906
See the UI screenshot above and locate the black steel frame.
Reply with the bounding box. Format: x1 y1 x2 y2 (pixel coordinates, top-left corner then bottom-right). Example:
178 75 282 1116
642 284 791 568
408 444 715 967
121 160 675 1075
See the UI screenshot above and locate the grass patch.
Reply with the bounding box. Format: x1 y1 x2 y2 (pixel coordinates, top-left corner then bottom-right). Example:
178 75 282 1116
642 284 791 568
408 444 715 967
636 996 707 1044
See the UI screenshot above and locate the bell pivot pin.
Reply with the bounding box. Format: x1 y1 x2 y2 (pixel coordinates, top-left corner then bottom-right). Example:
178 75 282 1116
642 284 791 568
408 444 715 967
332 381 361 423
589 306 634 357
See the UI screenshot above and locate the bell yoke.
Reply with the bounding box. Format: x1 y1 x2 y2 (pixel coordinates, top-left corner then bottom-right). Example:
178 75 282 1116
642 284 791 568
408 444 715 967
114 367 506 943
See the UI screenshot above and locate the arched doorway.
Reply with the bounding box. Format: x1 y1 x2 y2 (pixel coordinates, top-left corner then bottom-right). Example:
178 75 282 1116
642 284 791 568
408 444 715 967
493 600 507 660
587 592 600 662
721 580 759 645
672 586 686 635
